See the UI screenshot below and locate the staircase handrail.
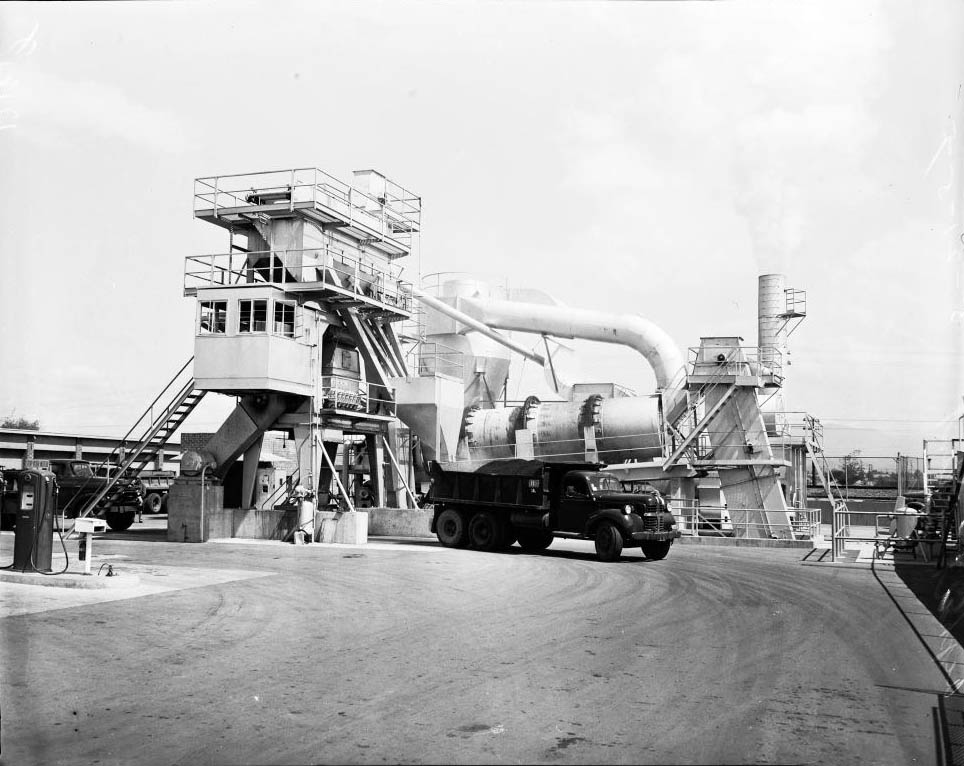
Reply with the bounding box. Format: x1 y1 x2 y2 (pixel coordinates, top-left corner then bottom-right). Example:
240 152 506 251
65 358 197 525
260 471 301 510
936 458 964 569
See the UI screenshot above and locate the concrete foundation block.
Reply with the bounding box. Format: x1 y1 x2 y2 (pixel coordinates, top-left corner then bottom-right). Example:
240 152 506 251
233 508 298 540
313 511 368 544
367 507 434 538
166 481 223 543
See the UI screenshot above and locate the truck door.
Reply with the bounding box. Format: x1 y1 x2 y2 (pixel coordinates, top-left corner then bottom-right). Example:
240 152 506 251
557 474 594 533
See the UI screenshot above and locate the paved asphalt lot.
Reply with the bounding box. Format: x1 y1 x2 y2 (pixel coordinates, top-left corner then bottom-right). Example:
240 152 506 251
0 521 957 765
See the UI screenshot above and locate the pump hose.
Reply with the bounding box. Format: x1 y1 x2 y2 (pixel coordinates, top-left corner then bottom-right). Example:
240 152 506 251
1 504 69 574
32 506 69 576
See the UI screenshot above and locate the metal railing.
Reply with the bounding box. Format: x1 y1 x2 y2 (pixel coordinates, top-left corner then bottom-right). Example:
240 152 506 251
260 471 300 511
832 508 877 559
670 503 820 540
406 340 464 379
784 288 807 318
319 375 397 418
419 271 511 299
686 344 784 383
193 168 420 245
184 247 413 313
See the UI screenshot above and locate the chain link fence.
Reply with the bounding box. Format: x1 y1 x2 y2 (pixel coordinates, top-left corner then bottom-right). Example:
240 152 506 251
807 454 924 496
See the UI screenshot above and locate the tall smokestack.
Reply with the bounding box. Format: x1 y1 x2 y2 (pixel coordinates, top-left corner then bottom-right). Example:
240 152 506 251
757 273 788 378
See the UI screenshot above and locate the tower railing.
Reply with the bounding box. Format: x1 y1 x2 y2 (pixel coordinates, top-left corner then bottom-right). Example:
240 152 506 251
184 248 413 313
193 168 421 243
404 340 465 380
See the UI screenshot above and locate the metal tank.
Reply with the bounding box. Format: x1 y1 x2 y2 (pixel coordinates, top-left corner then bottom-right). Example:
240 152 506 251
464 394 664 464
419 275 514 410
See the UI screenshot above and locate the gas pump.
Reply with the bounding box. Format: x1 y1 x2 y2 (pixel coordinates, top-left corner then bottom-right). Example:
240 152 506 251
12 468 57 573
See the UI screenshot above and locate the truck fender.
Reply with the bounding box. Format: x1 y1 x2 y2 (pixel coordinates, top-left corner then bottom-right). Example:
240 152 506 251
585 508 631 538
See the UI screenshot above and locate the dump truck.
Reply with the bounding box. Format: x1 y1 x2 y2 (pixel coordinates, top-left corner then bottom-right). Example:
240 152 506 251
134 470 175 513
427 458 680 562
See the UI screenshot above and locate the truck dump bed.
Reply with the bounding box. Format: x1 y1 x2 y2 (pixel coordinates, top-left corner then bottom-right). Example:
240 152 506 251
428 459 602 510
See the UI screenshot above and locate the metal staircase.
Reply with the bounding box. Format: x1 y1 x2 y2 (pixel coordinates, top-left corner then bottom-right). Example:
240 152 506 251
803 416 848 515
259 470 301 510
925 440 963 568
803 415 850 557
68 357 205 523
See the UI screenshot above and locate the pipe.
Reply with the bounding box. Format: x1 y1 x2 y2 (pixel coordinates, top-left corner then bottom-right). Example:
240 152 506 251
200 464 208 543
408 286 546 367
381 434 421 509
317 434 355 512
457 296 685 392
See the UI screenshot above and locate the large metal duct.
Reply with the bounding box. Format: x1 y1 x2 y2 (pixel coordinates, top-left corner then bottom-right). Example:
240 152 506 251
411 282 686 465
457 296 686 393
457 295 688 424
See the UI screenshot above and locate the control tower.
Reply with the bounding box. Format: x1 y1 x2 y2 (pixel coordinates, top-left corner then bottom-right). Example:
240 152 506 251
182 168 419 522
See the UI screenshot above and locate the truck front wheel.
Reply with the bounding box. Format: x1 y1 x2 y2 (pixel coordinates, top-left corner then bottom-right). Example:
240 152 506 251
641 541 672 560
468 511 503 552
436 508 469 548
594 522 623 562
516 528 553 551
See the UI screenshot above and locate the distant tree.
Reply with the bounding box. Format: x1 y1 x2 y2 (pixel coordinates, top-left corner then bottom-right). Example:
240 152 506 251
841 452 866 486
1 416 40 430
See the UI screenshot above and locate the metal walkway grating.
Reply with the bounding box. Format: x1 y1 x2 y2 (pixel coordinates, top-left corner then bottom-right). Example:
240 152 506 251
940 693 964 765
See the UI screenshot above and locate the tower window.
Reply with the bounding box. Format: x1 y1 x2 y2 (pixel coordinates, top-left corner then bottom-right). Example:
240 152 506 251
274 301 295 337
199 301 227 334
239 299 268 333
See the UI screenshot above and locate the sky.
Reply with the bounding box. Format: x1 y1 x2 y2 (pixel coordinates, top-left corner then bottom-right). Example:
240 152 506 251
0 0 961 458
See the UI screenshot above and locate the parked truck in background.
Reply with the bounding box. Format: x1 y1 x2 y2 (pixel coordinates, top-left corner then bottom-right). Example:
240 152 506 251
51 459 143 531
427 458 680 562
133 470 175 513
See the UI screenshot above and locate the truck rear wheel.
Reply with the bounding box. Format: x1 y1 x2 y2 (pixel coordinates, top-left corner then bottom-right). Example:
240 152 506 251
516 528 553 551
144 492 163 514
468 511 503 552
436 508 469 548
594 522 623 562
641 541 672 560
105 510 135 532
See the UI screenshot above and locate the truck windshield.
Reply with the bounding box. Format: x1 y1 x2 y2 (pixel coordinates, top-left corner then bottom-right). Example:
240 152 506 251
587 474 624 494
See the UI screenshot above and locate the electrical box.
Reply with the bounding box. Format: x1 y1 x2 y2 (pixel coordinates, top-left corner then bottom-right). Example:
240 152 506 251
74 517 106 534
12 468 57 573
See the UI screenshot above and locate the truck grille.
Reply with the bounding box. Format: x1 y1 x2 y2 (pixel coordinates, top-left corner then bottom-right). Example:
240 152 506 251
642 513 670 532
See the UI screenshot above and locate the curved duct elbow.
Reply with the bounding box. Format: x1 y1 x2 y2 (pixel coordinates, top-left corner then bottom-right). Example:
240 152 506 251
458 296 686 392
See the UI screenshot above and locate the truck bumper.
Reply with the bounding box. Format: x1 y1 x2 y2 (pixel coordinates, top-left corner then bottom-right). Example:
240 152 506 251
629 530 681 542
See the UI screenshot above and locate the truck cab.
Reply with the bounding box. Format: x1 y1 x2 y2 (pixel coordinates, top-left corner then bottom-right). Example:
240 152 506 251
554 469 677 560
